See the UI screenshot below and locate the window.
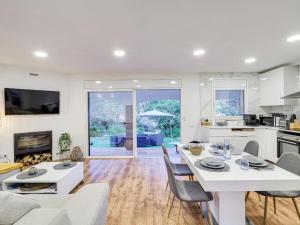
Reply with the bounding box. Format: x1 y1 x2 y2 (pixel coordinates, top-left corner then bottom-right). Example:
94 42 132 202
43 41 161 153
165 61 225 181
215 90 244 117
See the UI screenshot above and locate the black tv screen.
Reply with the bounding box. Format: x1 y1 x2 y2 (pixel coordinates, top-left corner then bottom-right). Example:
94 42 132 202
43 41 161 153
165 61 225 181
5 88 60 115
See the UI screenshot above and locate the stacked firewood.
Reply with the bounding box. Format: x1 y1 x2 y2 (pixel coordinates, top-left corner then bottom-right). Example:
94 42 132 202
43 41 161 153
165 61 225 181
16 152 52 166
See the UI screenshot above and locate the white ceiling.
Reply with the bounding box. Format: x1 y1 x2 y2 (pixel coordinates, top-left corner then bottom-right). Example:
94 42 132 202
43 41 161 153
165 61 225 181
0 0 300 74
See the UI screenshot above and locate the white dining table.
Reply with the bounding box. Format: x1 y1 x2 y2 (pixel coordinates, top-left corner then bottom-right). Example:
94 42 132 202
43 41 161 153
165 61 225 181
179 144 300 225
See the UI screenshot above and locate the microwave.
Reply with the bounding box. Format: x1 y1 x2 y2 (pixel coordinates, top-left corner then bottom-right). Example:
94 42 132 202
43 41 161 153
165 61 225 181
259 116 274 126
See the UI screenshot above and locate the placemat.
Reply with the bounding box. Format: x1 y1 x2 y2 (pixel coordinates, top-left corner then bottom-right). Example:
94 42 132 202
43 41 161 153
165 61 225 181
53 162 77 170
16 169 47 180
194 160 230 172
235 159 275 170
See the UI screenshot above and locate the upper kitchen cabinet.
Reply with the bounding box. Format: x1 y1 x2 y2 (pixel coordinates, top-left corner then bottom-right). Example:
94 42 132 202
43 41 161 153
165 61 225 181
259 66 299 106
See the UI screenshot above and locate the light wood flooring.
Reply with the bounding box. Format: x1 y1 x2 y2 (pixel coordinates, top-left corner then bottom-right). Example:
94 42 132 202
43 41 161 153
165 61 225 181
76 158 300 225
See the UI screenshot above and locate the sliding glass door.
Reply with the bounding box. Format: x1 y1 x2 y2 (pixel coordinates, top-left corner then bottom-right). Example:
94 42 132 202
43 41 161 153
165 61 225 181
88 91 135 157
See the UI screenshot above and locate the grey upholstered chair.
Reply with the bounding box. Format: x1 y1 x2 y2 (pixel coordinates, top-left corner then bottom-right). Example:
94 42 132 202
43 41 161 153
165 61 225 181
244 140 260 201
162 145 194 191
256 152 300 225
244 140 259 157
163 155 213 225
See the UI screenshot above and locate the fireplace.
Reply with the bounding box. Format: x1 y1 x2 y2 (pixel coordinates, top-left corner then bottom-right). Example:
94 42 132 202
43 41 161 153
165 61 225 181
14 131 52 165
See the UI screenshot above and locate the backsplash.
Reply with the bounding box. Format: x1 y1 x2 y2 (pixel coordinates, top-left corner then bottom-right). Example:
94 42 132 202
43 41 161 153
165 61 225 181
260 103 300 119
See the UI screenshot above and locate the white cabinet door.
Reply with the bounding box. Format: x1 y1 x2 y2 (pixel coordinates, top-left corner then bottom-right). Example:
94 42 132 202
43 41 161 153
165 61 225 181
266 129 278 163
259 68 284 106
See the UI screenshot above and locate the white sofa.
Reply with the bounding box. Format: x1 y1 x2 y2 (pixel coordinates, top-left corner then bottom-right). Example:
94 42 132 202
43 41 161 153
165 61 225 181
14 183 110 225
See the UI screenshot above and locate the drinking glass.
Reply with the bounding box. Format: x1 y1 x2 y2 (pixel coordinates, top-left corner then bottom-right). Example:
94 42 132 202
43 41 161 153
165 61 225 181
223 139 231 160
240 155 250 170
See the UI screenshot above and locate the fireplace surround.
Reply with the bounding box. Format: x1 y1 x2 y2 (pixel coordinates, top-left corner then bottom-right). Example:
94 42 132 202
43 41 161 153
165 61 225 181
14 131 52 165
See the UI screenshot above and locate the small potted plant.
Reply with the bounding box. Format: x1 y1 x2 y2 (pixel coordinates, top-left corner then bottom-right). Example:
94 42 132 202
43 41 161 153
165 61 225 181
58 133 72 160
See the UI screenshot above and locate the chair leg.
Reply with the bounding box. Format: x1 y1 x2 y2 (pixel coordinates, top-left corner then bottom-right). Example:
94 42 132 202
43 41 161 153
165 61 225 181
167 190 171 206
168 195 175 218
165 182 168 192
263 196 269 225
292 198 300 220
273 197 277 214
245 191 250 201
206 202 213 225
258 193 261 201
176 201 182 225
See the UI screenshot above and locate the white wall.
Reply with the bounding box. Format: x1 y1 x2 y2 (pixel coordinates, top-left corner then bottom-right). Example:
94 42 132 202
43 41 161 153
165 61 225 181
0 64 70 161
0 65 263 159
0 65 202 159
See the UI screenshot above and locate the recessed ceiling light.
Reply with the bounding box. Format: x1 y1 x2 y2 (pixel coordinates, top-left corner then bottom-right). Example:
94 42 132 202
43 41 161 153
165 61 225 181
200 82 204 86
132 80 139 83
286 34 300 43
193 49 205 56
33 51 48 58
208 77 214 81
137 84 142 88
113 49 126 57
108 86 113 89
260 77 268 81
95 81 101 84
170 80 176 84
244 57 256 64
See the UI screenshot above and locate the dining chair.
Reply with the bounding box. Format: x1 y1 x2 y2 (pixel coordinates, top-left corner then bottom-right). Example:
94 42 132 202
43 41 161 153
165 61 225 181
163 155 213 225
162 145 194 191
256 152 300 225
244 140 261 201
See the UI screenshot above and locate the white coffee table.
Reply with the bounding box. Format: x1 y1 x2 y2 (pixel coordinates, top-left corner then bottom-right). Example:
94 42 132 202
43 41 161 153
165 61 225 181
2 162 84 194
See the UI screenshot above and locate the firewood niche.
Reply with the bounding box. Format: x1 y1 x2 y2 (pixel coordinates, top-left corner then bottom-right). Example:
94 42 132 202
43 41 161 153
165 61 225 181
14 131 53 166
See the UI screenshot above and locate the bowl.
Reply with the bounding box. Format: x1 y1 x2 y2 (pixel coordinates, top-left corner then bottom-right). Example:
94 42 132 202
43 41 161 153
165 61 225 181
189 144 204 155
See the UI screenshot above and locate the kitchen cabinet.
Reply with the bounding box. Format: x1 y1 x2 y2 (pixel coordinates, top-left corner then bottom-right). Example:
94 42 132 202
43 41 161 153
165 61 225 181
259 66 298 106
202 126 279 162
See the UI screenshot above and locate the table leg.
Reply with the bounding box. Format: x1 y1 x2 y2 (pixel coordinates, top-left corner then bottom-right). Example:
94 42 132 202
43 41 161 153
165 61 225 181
209 191 246 225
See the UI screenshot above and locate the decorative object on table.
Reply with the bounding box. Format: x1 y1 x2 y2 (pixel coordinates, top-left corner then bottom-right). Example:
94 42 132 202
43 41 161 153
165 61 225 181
58 132 72 160
16 168 47 179
69 146 84 161
209 149 223 156
53 161 77 170
28 167 38 175
194 159 230 172
200 118 211 126
189 143 204 155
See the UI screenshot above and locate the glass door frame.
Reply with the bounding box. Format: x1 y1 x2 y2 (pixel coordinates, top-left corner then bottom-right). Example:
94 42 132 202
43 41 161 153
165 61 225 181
87 89 137 158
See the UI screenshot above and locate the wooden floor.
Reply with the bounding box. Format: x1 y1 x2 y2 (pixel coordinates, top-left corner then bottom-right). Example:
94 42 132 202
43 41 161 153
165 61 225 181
76 158 300 225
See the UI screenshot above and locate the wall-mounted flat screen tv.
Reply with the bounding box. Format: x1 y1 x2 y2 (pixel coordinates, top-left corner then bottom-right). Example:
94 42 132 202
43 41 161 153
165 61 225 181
5 88 60 115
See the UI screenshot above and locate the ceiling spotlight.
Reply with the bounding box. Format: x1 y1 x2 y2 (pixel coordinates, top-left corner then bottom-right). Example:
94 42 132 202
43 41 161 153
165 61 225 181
132 80 139 83
108 86 113 89
33 51 48 58
260 77 268 81
95 81 101 84
113 49 126 57
170 80 176 84
208 77 214 81
193 49 205 56
286 34 300 43
200 82 204 86
244 57 256 64
137 84 142 88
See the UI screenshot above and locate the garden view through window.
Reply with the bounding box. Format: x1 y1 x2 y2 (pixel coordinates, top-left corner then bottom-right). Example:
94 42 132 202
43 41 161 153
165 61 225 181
88 89 181 157
215 90 244 117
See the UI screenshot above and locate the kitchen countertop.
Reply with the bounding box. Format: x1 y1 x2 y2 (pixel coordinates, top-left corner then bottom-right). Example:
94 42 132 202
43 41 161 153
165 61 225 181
202 125 280 130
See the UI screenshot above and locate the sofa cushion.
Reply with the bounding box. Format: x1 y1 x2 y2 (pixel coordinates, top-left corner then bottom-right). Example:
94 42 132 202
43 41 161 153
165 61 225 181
0 191 40 225
28 194 71 208
14 208 72 225
62 183 110 225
